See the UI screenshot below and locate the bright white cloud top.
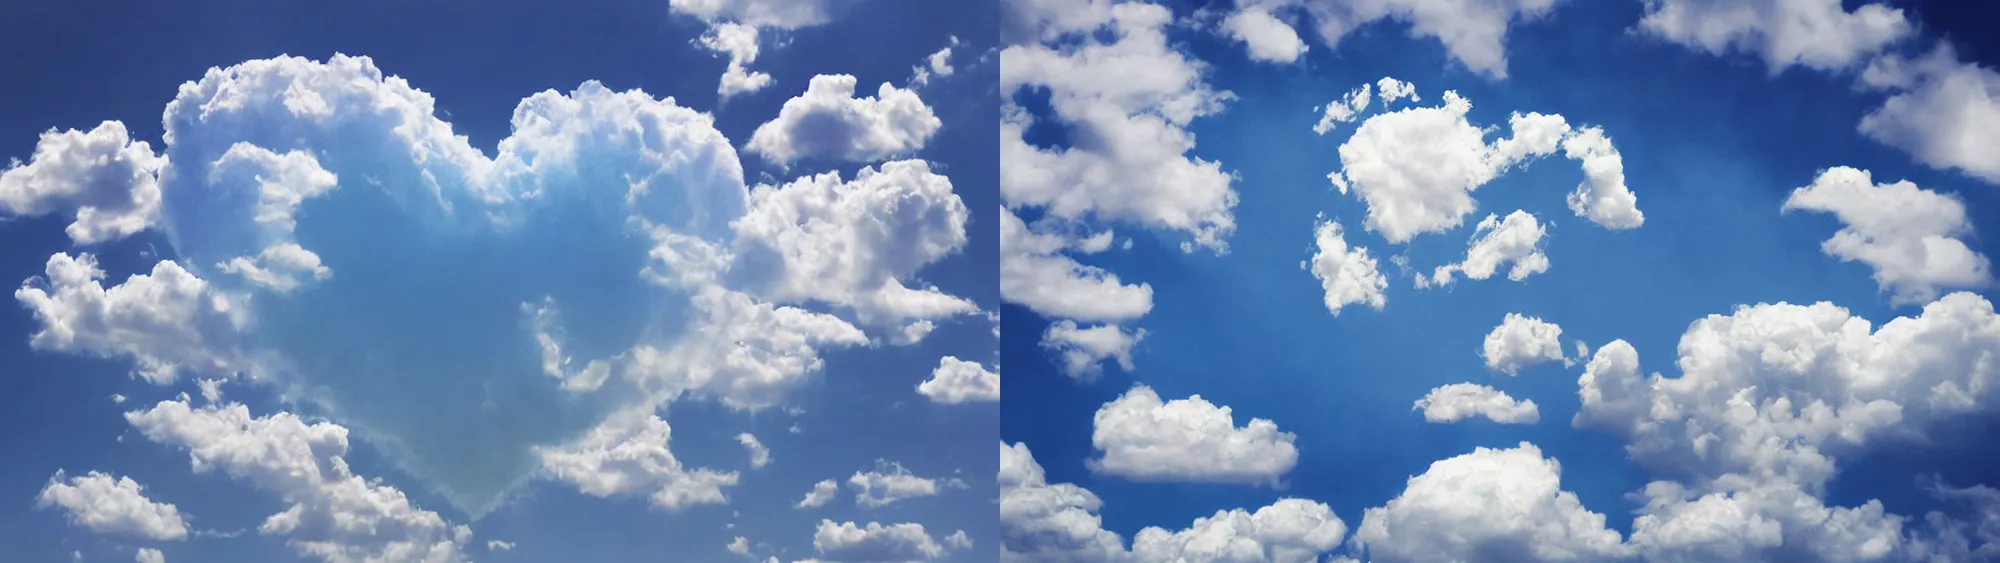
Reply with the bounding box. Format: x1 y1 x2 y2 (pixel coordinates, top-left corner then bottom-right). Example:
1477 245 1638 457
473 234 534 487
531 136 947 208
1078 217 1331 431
1480 313 1569 375
35 471 189 541
1783 166 1992 305
745 74 942 165
1413 383 1540 424
916 356 1000 404
1087 385 1298 485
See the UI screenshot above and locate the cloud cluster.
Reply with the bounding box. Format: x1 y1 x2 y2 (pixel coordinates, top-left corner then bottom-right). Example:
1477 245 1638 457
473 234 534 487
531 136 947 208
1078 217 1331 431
1088 385 1298 485
1783 166 1991 305
36 470 189 541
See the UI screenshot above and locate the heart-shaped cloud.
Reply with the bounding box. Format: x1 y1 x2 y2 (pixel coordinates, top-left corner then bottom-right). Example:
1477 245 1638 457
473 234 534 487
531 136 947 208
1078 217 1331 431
7 54 974 517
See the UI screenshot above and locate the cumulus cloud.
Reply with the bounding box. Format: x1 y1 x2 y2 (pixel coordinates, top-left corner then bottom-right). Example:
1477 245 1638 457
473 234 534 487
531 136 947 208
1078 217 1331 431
944 530 972 550
15 253 247 385
911 36 960 87
1223 8 1308 63
1354 442 1628 561
998 442 1128 561
1088 385 1298 485
0 120 165 244
669 0 838 98
125 399 471 563
1413 383 1539 424
534 411 739 511
849 460 961 508
1636 0 1911 73
1130 498 1348 563
700 23 774 98
1301 217 1388 316
1857 44 2000 186
746 75 941 165
1246 0 1561 79
135 548 165 563
916 356 1000 404
36 470 189 541
738 433 772 469
1313 84 1373 135
999 207 1153 324
1561 126 1645 230
1480 312 1568 375
728 536 751 555
813 520 945 562
1040 320 1146 380
1783 166 1990 305
1424 210 1550 287
797 479 840 509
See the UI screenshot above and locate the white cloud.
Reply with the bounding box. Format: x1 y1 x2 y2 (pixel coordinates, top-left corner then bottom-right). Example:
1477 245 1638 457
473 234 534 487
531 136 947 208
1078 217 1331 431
1272 0 1561 79
621 285 871 411
700 23 774 98
1412 383 1539 424
1223 8 1308 63
998 442 1129 562
1001 2 1239 253
1302 218 1388 316
739 433 772 469
1783 166 1990 305
1425 210 1550 287
1089 385 1298 485
15 253 246 385
0 120 165 244
1041 320 1146 380
813 520 945 562
917 356 1000 404
1561 126 1645 230
945 530 973 550
1313 83 1372 135
999 207 1154 324
486 540 514 551
125 399 470 563
135 548 165 563
729 536 752 555
669 0 830 29
1636 0 1911 73
1480 312 1568 375
1355 442 1628 561
521 297 613 393
849 460 958 508
911 36 960 87
1130 498 1348 563
1330 92 1567 244
1376 77 1419 104
36 470 189 541
1858 44 2000 186
746 75 941 165
797 479 840 509
533 410 739 511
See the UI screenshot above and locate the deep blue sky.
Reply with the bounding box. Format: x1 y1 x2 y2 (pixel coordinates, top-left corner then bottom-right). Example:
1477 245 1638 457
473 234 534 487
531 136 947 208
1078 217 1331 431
0 0 998 561
1000 0 2000 552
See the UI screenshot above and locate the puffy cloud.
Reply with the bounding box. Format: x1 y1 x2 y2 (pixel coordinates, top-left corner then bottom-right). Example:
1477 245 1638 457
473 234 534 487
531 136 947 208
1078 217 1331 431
36 470 190 541
1481 312 1568 375
1130 498 1348 563
15 253 246 385
135 548 165 563
1857 45 2000 186
1561 126 1645 230
621 285 870 411
911 36 960 87
1412 383 1539 424
797 479 840 509
945 530 973 550
1330 92 1566 244
1783 166 1990 305
1636 0 1911 73
1223 8 1308 63
1354 442 1628 562
1001 2 1239 253
1301 218 1388 316
729 536 752 555
533 411 740 511
669 0 836 97
999 207 1153 324
917 356 1000 404
701 23 774 98
999 441 1129 562
1375 77 1419 104
1088 385 1298 485
1313 84 1373 135
849 460 962 508
1424 210 1550 287
739 433 772 469
1041 320 1146 380
1625 476 1911 562
813 520 946 562
1254 0 1560 79
0 120 165 244
125 399 470 563
746 75 941 165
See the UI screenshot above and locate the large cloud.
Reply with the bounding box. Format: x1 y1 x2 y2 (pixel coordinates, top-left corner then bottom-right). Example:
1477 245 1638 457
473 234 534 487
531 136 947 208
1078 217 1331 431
746 75 941 165
1088 385 1298 485
1354 442 1629 562
1635 0 1911 74
0 121 165 244
1782 166 1990 305
813 519 948 562
35 470 190 541
1858 44 2000 186
3 54 960 517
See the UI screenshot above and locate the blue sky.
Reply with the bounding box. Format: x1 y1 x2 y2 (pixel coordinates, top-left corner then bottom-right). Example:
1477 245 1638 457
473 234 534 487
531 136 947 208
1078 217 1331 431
1 1 998 562
998 0 2000 561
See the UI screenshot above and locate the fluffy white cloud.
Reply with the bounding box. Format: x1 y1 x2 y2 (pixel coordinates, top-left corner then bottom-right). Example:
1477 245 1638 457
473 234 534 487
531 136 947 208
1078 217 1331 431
1858 44 2000 186
125 399 471 563
135 548 165 563
1561 126 1645 230
1130 498 1348 563
1413 383 1539 424
1783 166 1990 305
797 479 840 509
1354 442 1628 561
15 253 246 385
739 433 772 469
917 356 1000 404
746 75 941 165
1041 320 1146 380
0 120 165 244
1424 210 1550 287
998 442 1129 562
1375 77 1418 104
621 285 871 411
1089 385 1298 485
1223 8 1308 63
999 207 1153 324
1636 0 1911 73
1480 312 1568 375
669 0 835 97
1261 0 1561 79
849 460 961 508
1001 2 1239 253
36 470 189 541
533 411 739 511
729 536 752 555
1301 218 1388 316
911 36 960 87
1330 92 1566 244
813 520 946 562
701 23 774 98
1313 83 1372 135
